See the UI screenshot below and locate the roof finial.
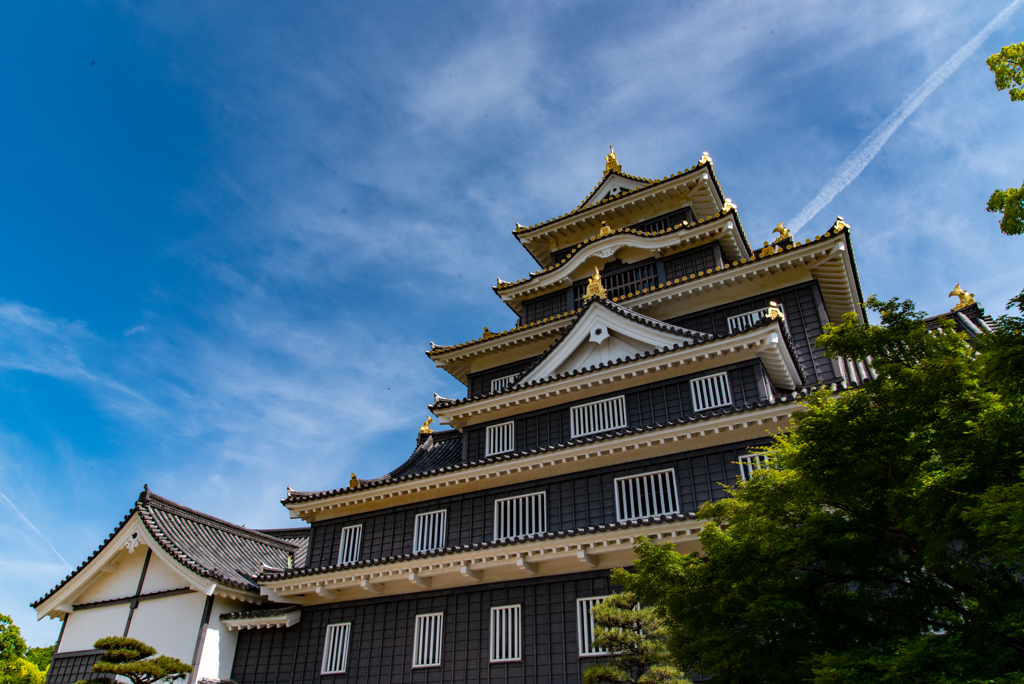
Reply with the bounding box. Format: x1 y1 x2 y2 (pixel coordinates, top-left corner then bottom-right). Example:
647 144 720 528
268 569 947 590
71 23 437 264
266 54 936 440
349 473 360 488
833 216 850 232
772 222 791 244
585 267 607 300
598 220 614 238
605 145 622 174
767 301 785 320
699 151 713 165
723 198 737 212
481 327 497 340
419 417 435 434
949 284 976 310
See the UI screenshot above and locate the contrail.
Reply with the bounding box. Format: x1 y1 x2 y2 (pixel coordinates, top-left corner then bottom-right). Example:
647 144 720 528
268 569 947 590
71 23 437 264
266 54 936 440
0 489 72 568
788 0 1024 233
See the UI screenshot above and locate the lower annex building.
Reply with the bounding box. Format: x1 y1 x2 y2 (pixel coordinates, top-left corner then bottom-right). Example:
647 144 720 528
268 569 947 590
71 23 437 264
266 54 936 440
32 148 995 683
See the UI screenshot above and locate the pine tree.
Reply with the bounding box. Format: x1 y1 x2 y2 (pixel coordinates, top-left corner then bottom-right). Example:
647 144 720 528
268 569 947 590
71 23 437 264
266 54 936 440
76 637 192 684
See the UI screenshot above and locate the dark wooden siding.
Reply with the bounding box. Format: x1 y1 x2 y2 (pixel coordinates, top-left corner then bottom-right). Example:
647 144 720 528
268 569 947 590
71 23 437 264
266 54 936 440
232 571 615 684
466 356 542 399
306 440 761 568
667 282 838 384
46 651 103 684
663 244 718 281
464 360 771 462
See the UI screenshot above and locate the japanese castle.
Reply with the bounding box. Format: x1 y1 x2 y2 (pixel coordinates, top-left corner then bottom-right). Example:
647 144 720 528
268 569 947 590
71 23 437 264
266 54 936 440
32 148 995 683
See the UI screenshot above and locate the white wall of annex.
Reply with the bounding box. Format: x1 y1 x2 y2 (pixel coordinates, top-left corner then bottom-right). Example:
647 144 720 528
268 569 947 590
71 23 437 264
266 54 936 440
140 554 191 594
76 549 148 604
58 604 130 653
127 592 207 663
196 596 247 681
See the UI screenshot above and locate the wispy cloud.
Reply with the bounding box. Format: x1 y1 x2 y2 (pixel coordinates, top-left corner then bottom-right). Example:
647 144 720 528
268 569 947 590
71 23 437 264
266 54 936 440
0 491 70 568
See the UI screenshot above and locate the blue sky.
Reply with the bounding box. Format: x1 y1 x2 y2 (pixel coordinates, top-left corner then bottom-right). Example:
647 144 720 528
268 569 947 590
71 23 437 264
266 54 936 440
1 0 1021 645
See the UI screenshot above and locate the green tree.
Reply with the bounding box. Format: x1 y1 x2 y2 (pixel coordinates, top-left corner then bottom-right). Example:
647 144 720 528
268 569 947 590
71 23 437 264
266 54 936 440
619 295 1024 684
582 592 690 684
0 615 46 684
986 43 1024 236
22 647 51 674
77 636 192 684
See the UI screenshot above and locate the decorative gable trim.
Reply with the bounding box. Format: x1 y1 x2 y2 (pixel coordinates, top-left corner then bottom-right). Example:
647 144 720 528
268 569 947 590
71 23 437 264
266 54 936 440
583 173 647 208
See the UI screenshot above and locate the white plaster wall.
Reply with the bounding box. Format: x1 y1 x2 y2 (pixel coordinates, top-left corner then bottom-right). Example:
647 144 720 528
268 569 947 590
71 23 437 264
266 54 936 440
140 554 192 594
127 591 207 664
58 604 130 653
76 548 148 604
196 596 247 681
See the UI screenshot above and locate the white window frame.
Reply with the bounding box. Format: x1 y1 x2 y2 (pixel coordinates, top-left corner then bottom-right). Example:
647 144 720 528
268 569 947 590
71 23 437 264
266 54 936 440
727 307 770 333
570 395 628 439
614 469 680 522
337 524 363 565
738 453 769 481
413 510 448 554
485 421 515 456
321 622 352 674
412 612 444 669
489 604 522 663
490 374 518 393
577 596 612 657
493 491 546 541
690 371 732 412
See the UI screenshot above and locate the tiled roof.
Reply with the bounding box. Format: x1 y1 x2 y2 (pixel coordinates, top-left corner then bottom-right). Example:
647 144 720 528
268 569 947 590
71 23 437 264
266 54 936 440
259 511 704 582
220 605 300 621
254 528 310 567
32 488 307 608
430 303 799 411
429 217 853 357
281 377 848 509
923 302 997 336
513 159 724 237
388 430 464 479
496 207 739 293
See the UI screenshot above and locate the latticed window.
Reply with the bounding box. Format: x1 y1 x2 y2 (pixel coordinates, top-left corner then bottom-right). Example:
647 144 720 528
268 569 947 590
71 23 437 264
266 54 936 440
485 421 515 456
490 374 517 393
690 372 732 412
413 510 447 554
663 244 717 281
614 469 680 521
727 306 779 333
570 396 628 439
577 596 612 656
412 613 444 668
574 263 659 306
337 525 362 564
490 605 522 663
321 623 352 674
738 453 770 481
494 491 546 540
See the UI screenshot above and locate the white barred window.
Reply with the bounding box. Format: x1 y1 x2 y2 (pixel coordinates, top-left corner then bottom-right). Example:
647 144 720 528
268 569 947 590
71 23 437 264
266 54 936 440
738 453 769 481
727 308 770 333
577 596 611 656
614 469 679 522
570 396 628 439
485 421 515 456
490 374 518 392
494 491 546 540
413 510 448 554
412 612 444 668
321 623 352 674
490 605 522 663
690 372 732 412
337 525 362 564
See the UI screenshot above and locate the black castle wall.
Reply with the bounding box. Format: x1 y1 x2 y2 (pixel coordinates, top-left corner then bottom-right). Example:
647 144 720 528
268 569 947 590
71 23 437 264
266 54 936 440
232 571 615 684
305 439 764 569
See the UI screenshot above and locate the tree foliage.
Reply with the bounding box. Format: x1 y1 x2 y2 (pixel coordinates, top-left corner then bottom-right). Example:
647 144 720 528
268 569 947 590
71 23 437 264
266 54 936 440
582 592 690 684
77 637 192 684
987 43 1024 236
0 615 46 684
619 295 1024 684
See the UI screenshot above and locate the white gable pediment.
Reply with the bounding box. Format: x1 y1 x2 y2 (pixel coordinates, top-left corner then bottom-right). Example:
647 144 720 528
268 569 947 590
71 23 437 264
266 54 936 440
515 302 698 386
584 174 647 208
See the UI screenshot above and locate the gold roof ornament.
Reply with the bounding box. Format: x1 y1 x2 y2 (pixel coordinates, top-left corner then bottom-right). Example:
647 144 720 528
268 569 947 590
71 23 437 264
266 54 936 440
767 301 785 320
949 284 976 310
833 216 850 232
349 473 360 488
598 220 614 238
605 145 622 174
772 223 791 243
481 327 497 340
419 417 434 434
699 151 713 165
585 267 607 300
723 198 737 211
760 241 777 258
